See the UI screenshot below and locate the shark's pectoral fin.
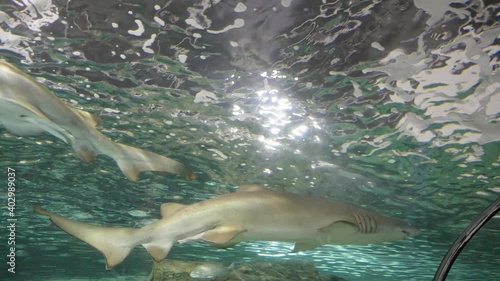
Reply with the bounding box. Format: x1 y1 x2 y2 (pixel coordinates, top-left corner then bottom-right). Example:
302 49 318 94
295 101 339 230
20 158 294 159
143 242 174 262
202 226 246 245
292 222 360 252
160 203 187 218
318 221 359 234
292 240 324 252
23 114 98 162
2 120 44 136
20 115 69 143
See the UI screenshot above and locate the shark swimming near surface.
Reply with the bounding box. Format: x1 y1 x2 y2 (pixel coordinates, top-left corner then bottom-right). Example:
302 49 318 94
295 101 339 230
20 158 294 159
35 185 420 269
0 59 196 181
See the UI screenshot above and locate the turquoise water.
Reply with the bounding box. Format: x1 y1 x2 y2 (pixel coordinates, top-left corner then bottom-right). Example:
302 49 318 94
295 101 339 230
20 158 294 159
1 0 499 280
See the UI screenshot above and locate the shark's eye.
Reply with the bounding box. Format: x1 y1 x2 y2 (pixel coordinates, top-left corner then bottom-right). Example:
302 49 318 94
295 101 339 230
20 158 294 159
402 229 410 236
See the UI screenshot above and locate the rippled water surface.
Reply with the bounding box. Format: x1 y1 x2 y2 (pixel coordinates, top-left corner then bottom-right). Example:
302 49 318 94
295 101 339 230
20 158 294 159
0 1 499 280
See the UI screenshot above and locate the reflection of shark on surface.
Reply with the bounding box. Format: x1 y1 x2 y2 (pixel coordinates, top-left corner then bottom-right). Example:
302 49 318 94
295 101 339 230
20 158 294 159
35 185 420 270
0 60 195 181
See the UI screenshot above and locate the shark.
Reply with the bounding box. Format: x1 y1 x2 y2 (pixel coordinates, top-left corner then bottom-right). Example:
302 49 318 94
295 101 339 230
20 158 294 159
34 185 420 269
0 59 195 181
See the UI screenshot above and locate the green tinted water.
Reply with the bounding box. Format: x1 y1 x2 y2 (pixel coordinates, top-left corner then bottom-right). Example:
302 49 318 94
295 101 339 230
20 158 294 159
1 0 499 280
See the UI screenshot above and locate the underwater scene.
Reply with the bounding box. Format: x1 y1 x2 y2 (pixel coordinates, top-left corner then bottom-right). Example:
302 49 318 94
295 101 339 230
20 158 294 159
0 0 499 280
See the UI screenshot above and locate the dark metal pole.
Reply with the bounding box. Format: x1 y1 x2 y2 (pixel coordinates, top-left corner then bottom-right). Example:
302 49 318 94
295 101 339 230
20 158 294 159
433 196 500 281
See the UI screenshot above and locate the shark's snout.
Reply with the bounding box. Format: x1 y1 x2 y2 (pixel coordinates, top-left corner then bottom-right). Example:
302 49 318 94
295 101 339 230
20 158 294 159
401 225 421 237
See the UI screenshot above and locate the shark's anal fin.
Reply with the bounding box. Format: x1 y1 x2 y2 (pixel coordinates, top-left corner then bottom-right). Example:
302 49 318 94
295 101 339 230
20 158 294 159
236 185 267 192
143 242 174 262
160 203 186 218
202 226 246 245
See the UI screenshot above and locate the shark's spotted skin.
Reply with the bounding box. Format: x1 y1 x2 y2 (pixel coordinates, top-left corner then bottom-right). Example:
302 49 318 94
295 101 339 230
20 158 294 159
35 185 420 270
0 60 195 181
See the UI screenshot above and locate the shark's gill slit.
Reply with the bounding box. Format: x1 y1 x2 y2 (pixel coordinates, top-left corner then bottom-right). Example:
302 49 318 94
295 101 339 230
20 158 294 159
364 215 372 234
366 215 373 234
361 214 367 234
354 214 365 234
367 215 372 234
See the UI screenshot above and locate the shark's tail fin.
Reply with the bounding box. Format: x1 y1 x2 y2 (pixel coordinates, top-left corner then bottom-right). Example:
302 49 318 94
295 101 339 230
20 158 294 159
110 143 197 182
34 205 138 270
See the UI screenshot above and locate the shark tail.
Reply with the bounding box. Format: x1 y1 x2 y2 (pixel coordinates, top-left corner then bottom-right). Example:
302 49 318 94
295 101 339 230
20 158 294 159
34 205 138 270
111 143 197 182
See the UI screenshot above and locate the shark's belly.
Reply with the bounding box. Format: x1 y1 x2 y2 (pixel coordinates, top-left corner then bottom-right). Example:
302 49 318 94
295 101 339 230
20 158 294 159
0 100 46 136
238 223 319 243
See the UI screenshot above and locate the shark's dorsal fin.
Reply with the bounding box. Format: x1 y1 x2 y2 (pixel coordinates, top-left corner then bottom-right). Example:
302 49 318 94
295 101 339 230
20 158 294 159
236 185 267 192
142 242 174 262
292 240 323 252
71 108 102 127
160 202 186 218
202 226 246 245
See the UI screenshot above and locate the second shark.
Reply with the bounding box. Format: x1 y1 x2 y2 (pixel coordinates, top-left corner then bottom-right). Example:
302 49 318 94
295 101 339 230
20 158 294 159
0 60 195 181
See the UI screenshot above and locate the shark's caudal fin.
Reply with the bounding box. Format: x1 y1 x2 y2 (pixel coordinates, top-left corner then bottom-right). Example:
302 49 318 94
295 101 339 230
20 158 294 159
111 143 197 182
34 205 138 269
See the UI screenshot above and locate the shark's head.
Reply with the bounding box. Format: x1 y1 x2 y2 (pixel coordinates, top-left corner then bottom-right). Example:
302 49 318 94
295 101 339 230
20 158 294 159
351 213 420 244
376 216 421 241
401 223 421 237
317 212 420 246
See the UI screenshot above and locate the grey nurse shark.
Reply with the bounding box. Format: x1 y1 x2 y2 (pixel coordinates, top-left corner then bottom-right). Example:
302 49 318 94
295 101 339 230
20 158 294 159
35 185 420 269
0 59 195 181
